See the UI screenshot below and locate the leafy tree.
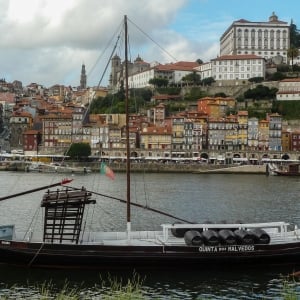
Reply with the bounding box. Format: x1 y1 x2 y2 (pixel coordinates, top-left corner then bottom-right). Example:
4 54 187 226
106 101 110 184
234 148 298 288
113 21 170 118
276 64 290 72
292 64 300 72
130 88 153 102
89 96 104 113
272 101 300 119
236 95 245 102
244 85 278 100
90 94 117 113
214 92 227 98
201 77 215 86
181 72 201 85
66 143 91 159
248 77 264 83
196 58 203 64
184 87 207 101
149 77 169 87
247 109 267 119
269 87 279 98
156 87 181 95
289 21 300 71
269 72 286 81
290 21 300 48
288 47 299 70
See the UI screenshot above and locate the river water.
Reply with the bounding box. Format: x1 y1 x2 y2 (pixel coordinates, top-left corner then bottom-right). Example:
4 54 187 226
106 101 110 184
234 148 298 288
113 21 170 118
0 170 300 299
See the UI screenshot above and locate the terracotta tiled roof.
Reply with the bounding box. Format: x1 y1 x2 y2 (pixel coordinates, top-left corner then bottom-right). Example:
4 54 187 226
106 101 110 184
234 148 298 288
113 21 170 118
41 114 72 119
151 94 181 100
142 126 172 134
24 129 39 134
280 78 300 82
238 111 248 116
0 92 16 103
235 19 250 23
12 111 32 118
277 91 300 95
155 61 199 71
212 54 263 61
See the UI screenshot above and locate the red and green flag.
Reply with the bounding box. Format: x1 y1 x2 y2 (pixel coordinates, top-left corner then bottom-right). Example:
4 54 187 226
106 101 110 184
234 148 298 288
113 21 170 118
100 162 115 180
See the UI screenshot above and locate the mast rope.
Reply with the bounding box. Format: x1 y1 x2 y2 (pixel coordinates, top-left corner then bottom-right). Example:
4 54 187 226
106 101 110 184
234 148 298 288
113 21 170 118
67 185 193 224
127 17 178 62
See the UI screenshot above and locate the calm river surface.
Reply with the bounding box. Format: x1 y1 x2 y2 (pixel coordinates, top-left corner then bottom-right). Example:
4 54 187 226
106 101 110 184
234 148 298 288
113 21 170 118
0 170 300 299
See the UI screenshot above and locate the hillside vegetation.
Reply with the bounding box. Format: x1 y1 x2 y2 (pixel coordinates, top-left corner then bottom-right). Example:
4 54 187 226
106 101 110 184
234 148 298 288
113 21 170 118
90 84 300 121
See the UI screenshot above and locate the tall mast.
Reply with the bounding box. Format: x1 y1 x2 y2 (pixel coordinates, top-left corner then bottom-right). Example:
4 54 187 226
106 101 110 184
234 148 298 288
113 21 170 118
124 15 131 235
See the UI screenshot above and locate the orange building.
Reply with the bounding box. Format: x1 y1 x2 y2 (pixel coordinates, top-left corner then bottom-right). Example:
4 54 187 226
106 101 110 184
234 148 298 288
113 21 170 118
197 97 235 117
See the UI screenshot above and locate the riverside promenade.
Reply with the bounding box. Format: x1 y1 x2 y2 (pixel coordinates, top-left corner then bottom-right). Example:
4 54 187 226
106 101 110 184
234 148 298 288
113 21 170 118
194 164 267 174
1 160 268 174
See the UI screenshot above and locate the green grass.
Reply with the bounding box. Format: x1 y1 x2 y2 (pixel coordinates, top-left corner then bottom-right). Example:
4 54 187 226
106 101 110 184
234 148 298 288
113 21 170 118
0 273 299 299
279 277 300 300
0 272 146 300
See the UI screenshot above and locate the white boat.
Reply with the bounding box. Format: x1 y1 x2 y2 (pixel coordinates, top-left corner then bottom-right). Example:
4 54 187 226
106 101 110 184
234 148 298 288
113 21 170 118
26 162 91 174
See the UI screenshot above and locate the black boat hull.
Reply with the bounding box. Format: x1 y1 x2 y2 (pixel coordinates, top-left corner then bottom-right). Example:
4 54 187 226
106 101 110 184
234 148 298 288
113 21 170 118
1 240 300 269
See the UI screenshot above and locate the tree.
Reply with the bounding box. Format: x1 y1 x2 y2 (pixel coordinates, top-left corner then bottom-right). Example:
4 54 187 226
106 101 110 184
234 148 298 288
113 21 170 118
149 77 169 88
181 72 201 86
184 87 206 101
244 85 278 100
290 21 300 48
270 72 286 81
196 58 203 64
287 47 299 69
66 143 91 160
248 77 264 83
201 77 215 86
214 92 227 98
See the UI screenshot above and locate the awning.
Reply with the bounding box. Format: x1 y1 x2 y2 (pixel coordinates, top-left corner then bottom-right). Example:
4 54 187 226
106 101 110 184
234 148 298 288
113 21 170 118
233 157 248 161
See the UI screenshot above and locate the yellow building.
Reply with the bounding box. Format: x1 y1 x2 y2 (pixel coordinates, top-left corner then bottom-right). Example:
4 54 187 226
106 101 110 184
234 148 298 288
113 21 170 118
140 126 172 153
281 130 291 152
258 120 269 150
237 111 248 150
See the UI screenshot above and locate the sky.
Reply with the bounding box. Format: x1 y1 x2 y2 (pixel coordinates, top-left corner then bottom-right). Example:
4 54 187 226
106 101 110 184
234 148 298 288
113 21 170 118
1 0 300 88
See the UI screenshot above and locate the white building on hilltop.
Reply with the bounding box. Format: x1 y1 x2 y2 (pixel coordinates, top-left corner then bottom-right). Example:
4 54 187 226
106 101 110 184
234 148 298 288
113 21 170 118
211 54 266 81
220 12 290 64
194 54 265 83
128 61 200 89
276 78 300 101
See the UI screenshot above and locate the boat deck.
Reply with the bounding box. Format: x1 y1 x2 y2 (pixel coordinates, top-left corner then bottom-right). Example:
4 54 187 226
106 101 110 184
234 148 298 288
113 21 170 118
15 221 300 247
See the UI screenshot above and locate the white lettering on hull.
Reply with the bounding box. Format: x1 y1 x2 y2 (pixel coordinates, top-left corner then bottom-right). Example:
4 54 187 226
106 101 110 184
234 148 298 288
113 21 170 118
199 245 255 252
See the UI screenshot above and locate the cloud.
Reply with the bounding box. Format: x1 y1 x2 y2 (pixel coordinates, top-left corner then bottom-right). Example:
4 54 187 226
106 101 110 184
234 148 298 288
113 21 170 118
0 0 221 87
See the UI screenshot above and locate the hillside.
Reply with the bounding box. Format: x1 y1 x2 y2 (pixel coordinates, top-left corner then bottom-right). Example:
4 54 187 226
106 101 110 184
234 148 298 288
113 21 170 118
90 82 300 121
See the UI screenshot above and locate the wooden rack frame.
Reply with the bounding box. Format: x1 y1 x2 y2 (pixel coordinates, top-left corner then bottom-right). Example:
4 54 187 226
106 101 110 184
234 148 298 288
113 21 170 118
41 187 96 244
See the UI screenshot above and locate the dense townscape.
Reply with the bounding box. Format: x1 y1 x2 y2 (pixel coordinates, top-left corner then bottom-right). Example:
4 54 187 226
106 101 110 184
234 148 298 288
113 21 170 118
1 12 300 163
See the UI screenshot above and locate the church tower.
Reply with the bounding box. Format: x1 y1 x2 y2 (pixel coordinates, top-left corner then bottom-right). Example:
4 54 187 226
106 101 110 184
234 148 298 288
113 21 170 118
80 63 87 89
109 54 121 90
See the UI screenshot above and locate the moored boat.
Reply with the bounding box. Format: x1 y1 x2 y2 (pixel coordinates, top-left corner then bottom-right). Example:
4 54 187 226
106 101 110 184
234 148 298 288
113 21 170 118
25 162 91 174
0 189 300 269
269 163 300 176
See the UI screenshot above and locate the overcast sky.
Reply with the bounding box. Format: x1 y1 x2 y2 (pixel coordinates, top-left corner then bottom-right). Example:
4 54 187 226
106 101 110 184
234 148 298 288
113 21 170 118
1 0 299 88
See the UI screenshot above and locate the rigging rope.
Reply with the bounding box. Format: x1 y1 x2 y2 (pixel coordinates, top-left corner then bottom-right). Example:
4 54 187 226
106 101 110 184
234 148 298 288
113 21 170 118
68 185 192 224
87 20 123 79
62 27 123 162
127 17 178 62
23 204 41 241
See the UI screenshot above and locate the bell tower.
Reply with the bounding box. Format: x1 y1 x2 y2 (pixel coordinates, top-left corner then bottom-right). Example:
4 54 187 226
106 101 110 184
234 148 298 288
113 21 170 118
110 54 121 89
80 63 87 89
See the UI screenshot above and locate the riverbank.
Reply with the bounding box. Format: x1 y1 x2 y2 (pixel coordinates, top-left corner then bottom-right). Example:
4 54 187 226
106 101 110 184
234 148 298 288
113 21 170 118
0 160 268 174
195 164 267 174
